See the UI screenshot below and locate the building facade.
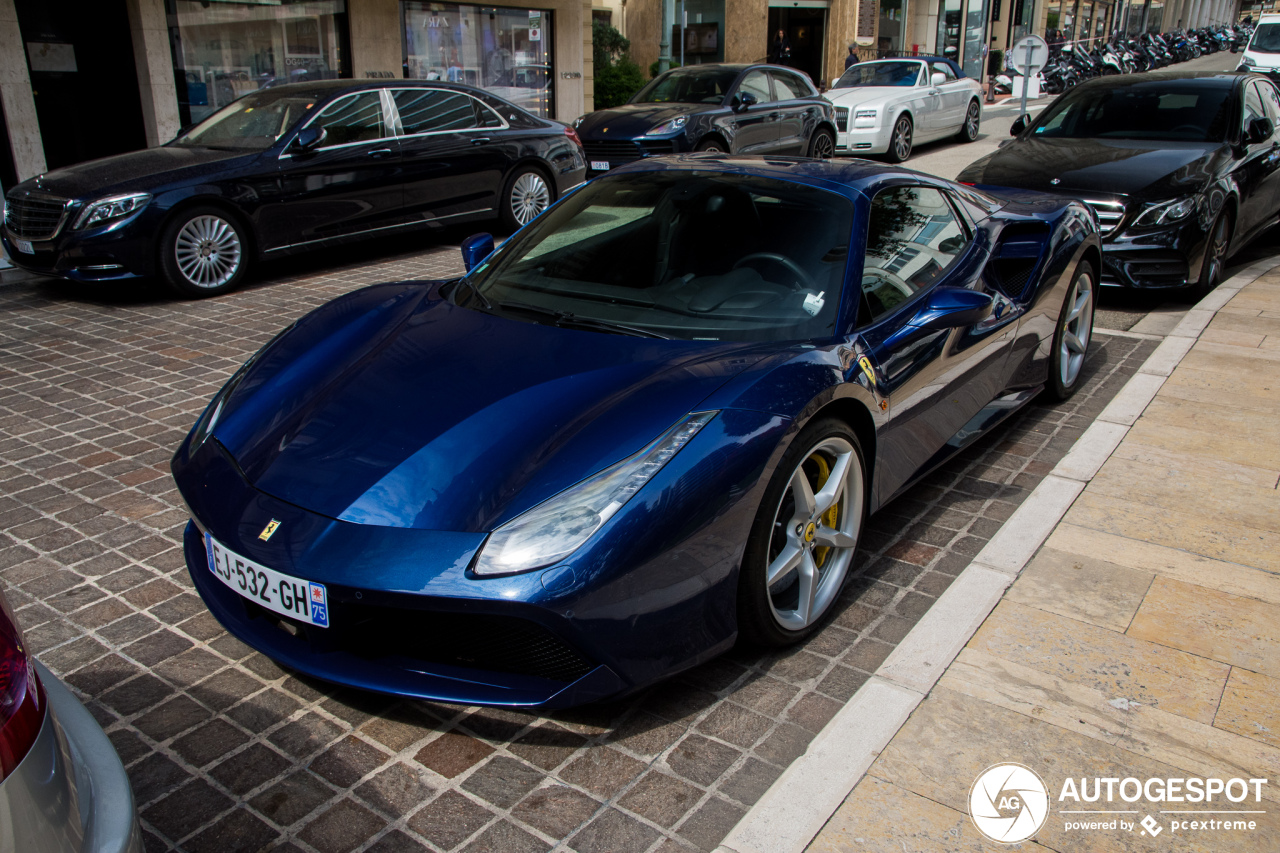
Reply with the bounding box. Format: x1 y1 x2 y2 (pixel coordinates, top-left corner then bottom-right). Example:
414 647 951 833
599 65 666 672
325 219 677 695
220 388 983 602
0 0 1243 191
0 0 594 187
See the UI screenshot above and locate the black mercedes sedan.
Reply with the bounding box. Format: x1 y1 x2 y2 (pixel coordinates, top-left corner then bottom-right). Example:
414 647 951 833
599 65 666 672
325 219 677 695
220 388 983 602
958 73 1280 296
574 64 837 176
1 81 586 297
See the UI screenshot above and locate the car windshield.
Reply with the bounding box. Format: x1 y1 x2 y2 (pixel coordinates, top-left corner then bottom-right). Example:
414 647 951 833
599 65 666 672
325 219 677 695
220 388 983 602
1251 24 1280 53
461 172 854 342
1030 83 1232 142
171 89 318 150
632 68 742 104
833 62 922 88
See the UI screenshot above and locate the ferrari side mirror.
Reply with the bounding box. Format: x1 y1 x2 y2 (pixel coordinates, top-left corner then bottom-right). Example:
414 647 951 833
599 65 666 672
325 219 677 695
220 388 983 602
461 233 495 272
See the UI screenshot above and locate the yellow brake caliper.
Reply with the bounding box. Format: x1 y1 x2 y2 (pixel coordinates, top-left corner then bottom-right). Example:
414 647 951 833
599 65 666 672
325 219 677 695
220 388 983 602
810 454 841 569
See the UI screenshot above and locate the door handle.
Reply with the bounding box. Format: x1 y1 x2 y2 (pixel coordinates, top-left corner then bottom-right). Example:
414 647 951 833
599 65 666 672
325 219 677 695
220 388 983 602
366 148 393 158
471 137 492 145
769 112 780 120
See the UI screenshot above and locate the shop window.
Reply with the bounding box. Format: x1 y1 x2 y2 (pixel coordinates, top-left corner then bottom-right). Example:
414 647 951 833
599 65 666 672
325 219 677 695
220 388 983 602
402 3 554 118
168 0 350 127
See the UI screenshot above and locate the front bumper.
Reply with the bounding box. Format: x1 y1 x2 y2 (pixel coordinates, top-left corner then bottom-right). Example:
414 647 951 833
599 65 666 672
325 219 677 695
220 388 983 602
1098 218 1210 290
835 124 893 155
1 213 156 283
0 663 143 853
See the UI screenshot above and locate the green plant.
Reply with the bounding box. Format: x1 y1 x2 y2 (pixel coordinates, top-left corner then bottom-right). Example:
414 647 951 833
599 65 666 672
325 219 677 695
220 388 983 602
648 60 682 78
592 21 647 108
596 58 647 108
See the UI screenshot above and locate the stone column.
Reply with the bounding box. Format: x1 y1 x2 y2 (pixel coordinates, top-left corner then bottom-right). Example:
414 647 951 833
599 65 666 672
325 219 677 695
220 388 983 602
126 0 181 147
0 0 45 180
349 0 403 77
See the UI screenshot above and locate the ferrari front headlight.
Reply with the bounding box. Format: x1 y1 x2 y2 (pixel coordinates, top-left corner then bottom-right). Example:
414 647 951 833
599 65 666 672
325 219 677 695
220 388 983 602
472 411 717 576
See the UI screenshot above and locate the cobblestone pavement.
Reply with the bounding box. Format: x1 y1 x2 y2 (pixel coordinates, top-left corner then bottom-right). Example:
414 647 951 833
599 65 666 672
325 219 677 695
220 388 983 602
0 246 1156 853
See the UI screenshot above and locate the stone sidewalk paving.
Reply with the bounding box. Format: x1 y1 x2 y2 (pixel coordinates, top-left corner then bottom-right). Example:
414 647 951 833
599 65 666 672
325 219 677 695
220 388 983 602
808 268 1280 851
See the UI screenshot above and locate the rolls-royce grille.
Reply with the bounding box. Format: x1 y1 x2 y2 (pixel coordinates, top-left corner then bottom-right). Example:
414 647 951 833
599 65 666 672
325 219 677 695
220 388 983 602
4 193 69 240
1082 200 1126 236
835 107 849 132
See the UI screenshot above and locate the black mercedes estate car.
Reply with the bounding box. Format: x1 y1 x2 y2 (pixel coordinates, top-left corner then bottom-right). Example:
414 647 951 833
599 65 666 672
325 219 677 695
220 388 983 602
958 72 1280 296
2 80 586 297
574 64 837 176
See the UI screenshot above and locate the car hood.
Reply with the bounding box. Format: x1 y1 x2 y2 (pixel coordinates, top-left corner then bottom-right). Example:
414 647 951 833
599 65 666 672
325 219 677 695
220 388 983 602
958 137 1222 200
21 145 261 200
209 284 773 532
576 103 704 138
825 87 916 107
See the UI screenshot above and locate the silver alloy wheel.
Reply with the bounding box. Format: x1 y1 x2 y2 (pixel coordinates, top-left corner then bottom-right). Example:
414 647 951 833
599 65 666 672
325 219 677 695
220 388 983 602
964 102 980 139
510 172 551 226
1058 269 1094 388
892 117 912 160
174 215 242 290
765 436 863 632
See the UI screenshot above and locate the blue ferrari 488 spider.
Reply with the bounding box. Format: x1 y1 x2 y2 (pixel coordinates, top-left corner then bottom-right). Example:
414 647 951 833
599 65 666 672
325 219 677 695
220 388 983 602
172 156 1100 709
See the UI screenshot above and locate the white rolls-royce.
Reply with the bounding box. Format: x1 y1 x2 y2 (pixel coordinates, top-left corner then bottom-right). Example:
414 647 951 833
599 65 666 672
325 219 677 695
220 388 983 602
825 58 984 162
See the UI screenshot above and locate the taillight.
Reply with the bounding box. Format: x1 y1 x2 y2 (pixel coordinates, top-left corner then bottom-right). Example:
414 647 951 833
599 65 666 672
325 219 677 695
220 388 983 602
0 586 43 783
564 125 583 149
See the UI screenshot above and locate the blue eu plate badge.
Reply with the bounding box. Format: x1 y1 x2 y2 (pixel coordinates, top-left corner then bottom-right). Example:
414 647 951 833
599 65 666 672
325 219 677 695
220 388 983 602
309 583 329 627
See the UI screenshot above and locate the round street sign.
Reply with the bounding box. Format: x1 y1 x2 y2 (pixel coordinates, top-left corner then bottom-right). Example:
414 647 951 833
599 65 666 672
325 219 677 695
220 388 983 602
1009 35 1050 75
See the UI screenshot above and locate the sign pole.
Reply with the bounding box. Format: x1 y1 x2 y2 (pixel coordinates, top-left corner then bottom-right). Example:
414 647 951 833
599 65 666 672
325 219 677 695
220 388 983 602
1019 40 1033 119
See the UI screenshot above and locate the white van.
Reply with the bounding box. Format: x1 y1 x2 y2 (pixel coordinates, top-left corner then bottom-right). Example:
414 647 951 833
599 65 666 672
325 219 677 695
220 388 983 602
1238 14 1280 79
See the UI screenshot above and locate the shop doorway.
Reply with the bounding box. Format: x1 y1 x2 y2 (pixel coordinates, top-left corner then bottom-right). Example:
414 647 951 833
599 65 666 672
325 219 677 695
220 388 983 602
767 7 827 88
14 0 147 170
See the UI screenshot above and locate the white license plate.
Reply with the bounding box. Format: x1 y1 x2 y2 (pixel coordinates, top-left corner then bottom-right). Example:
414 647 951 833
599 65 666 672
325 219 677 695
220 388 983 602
14 239 33 254
590 160 610 171
205 533 330 628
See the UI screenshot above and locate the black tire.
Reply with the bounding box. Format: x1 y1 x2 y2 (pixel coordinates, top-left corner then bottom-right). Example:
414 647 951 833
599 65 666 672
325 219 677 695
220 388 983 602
1045 259 1097 401
807 127 835 159
956 100 981 142
738 418 867 647
501 165 554 231
159 205 249 298
695 137 727 153
886 114 913 163
1186 208 1233 303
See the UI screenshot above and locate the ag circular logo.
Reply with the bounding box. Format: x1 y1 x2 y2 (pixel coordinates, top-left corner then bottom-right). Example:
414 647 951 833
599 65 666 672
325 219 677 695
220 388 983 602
969 763 1050 843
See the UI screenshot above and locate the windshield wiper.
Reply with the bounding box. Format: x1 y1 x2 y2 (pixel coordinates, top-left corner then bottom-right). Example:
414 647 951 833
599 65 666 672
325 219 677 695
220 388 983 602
450 277 493 310
494 300 669 339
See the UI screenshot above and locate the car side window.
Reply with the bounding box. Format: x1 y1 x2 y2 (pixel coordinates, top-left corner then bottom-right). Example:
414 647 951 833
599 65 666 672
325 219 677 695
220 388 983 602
771 71 812 99
313 92 385 146
1253 81 1280 128
931 62 958 82
392 89 479 134
858 186 969 329
474 98 504 128
739 70 773 104
1243 82 1266 134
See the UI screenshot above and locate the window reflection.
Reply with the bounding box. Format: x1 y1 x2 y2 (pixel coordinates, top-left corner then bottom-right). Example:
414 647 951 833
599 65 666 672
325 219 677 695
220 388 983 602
859 187 967 328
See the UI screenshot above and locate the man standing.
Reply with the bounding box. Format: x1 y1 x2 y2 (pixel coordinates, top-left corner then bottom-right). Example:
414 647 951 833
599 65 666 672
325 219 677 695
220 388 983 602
844 44 857 69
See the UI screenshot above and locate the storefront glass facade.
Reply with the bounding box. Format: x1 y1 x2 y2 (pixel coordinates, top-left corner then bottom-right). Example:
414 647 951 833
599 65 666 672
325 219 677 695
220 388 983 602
167 0 350 127
936 0 989 77
402 2 555 118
